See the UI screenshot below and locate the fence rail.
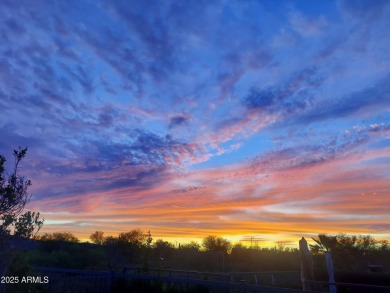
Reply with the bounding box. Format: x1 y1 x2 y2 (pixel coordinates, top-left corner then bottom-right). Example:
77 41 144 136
32 266 317 293
306 280 390 293
30 266 390 293
123 266 301 286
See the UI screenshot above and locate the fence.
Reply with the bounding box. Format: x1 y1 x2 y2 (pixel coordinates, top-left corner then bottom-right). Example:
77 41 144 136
122 267 302 287
25 266 390 293
306 280 390 293
31 266 316 293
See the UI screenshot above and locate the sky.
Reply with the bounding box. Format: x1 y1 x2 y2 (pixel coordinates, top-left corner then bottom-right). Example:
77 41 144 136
1 0 390 246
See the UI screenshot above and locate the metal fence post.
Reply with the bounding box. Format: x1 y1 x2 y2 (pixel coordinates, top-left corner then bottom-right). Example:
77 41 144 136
106 271 114 293
240 279 246 293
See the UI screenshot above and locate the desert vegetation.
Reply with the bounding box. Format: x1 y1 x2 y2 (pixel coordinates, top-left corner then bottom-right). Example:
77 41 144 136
2 229 390 292
9 229 390 272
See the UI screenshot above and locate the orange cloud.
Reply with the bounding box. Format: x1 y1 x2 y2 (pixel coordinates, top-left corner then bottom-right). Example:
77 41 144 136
28 146 390 244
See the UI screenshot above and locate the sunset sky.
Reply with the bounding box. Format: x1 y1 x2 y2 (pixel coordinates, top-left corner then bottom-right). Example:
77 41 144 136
1 0 389 246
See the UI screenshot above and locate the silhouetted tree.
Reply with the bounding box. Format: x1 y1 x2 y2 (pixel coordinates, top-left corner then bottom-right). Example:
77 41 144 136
145 230 153 247
180 241 201 251
1 211 44 239
310 233 390 271
0 147 31 218
377 239 389 251
13 211 44 238
310 234 338 254
90 230 105 245
38 232 79 242
0 148 43 279
103 235 118 245
202 235 231 254
310 234 384 255
154 239 174 256
118 228 146 247
154 239 174 249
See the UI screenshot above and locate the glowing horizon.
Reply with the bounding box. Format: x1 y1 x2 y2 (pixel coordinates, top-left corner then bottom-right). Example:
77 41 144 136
1 1 390 245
